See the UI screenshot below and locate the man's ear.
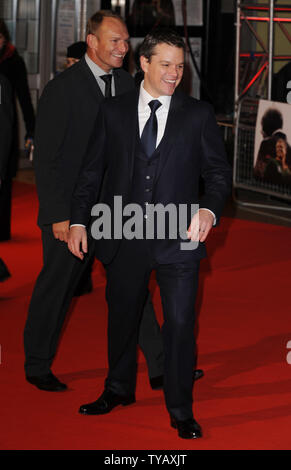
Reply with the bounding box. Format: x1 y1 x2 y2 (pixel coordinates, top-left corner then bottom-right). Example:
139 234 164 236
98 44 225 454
140 55 149 74
87 33 98 50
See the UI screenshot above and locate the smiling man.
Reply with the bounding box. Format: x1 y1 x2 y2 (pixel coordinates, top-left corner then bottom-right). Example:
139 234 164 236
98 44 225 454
24 11 164 395
69 29 232 439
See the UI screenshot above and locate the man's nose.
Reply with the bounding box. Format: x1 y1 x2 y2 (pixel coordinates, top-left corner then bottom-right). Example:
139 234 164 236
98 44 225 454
169 68 178 78
118 41 128 54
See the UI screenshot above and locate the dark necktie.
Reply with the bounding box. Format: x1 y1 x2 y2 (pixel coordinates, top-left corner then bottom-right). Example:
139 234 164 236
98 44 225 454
100 74 112 98
141 100 162 157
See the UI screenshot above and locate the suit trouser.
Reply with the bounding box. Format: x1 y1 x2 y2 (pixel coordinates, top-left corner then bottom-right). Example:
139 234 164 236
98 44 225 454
24 228 163 378
0 177 12 241
104 238 200 421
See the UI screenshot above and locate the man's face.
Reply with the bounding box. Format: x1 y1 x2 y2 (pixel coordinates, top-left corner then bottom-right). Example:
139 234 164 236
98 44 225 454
88 17 129 72
276 138 287 161
140 43 184 97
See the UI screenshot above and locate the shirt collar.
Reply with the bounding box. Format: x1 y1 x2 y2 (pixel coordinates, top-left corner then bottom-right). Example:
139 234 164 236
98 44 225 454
139 80 172 111
85 53 113 78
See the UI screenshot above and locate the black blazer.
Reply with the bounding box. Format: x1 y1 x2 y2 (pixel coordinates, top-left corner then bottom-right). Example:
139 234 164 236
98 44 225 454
71 89 232 263
33 57 135 227
0 73 14 181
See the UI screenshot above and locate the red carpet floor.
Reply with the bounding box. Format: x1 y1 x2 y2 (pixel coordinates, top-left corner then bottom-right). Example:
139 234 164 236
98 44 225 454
1 181 291 450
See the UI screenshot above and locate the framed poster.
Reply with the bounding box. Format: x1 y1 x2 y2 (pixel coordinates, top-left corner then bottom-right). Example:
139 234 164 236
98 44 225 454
173 0 203 26
55 0 77 72
254 99 291 185
128 0 176 28
86 0 101 20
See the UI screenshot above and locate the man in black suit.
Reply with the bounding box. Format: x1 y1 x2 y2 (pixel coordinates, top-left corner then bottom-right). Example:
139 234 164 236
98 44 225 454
69 29 231 438
0 73 13 187
24 11 164 392
0 73 13 282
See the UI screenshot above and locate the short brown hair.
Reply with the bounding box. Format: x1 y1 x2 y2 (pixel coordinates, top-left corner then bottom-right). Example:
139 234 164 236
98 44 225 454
86 10 126 36
139 28 185 62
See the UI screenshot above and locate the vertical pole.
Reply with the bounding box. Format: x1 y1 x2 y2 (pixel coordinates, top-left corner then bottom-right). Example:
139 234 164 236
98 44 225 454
79 0 87 40
268 0 274 100
12 0 18 43
234 0 241 120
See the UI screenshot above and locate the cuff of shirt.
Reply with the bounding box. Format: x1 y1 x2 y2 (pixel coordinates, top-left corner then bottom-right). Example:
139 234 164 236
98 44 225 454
70 224 86 228
199 208 216 226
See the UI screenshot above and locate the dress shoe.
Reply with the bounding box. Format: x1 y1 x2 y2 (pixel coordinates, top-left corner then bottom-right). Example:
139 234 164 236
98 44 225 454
193 369 204 382
170 416 202 439
79 389 136 415
26 372 67 391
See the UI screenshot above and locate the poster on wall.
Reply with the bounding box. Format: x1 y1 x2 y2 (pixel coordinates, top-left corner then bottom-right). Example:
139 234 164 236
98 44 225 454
86 0 101 20
173 0 203 26
128 0 176 28
254 99 291 186
128 36 201 99
55 0 76 72
128 0 203 28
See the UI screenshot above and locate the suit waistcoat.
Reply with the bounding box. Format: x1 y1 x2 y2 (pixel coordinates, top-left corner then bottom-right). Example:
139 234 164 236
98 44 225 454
129 127 162 210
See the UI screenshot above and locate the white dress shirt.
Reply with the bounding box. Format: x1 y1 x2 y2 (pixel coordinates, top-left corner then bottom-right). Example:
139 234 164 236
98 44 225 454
138 81 171 147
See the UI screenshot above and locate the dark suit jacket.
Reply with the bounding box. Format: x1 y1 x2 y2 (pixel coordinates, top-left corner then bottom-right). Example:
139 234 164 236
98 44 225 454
71 88 232 264
0 73 14 182
33 57 135 227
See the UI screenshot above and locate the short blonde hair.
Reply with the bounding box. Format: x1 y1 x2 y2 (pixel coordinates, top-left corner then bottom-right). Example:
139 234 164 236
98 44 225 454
86 10 126 36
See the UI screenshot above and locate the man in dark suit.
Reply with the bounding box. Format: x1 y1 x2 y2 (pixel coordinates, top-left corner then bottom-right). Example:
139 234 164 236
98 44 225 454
0 73 13 187
69 28 231 439
0 73 13 282
24 11 164 392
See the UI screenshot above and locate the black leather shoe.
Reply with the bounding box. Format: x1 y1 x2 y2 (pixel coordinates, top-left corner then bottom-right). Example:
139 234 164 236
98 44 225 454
170 416 202 439
79 389 136 415
150 375 163 390
26 372 67 391
193 369 204 382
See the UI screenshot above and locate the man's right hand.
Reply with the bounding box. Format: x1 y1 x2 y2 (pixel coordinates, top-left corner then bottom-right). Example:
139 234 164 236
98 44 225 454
52 220 70 242
68 226 88 260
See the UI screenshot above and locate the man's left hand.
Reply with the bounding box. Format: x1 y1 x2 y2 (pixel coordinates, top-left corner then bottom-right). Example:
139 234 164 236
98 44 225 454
187 209 214 243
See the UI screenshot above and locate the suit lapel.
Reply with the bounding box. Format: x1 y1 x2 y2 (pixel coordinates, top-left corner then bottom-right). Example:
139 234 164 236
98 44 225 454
78 57 104 101
114 68 129 96
155 91 185 183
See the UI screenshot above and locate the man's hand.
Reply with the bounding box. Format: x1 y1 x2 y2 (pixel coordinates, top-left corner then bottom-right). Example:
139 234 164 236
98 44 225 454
52 220 70 242
187 209 214 243
68 226 87 260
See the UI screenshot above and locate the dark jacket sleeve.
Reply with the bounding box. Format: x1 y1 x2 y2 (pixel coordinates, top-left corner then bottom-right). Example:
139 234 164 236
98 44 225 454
0 75 14 181
70 105 107 227
199 103 232 223
33 78 71 224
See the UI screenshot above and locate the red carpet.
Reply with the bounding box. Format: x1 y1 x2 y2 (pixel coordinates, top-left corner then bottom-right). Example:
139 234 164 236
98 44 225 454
1 181 291 450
